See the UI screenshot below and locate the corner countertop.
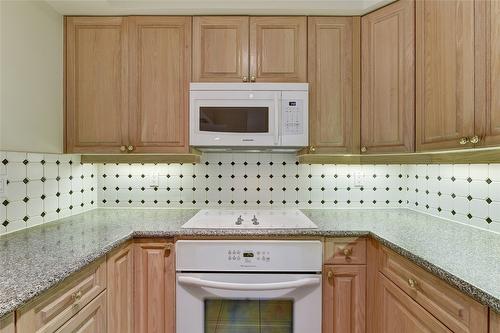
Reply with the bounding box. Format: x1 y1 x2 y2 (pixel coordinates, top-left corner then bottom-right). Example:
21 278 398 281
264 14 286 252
0 208 499 318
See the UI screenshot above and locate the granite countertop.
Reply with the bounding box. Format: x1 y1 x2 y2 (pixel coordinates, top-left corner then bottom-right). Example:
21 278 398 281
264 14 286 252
0 208 499 318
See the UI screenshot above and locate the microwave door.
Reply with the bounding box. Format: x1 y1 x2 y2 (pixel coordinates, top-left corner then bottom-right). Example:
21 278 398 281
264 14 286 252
190 91 279 147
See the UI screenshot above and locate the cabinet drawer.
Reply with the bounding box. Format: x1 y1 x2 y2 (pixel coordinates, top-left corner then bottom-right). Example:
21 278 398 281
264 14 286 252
55 291 106 333
324 238 366 265
16 257 106 333
379 247 488 333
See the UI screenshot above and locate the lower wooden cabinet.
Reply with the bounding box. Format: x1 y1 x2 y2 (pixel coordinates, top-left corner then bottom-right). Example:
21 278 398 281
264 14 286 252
375 273 452 332
16 258 106 333
106 242 134 333
55 292 106 333
323 265 366 333
134 239 175 333
491 310 500 333
0 313 14 333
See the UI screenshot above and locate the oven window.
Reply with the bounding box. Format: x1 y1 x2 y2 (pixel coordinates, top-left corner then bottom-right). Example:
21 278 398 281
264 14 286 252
205 299 293 333
199 107 269 133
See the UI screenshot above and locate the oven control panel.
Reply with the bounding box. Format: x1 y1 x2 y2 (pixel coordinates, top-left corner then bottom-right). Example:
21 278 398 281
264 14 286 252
176 240 322 272
282 99 304 135
227 249 271 263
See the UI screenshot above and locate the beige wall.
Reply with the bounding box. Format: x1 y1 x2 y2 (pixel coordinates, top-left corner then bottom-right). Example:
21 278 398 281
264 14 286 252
0 0 63 153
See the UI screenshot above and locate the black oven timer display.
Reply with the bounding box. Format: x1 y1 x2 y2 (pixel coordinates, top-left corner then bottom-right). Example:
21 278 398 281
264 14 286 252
243 252 254 258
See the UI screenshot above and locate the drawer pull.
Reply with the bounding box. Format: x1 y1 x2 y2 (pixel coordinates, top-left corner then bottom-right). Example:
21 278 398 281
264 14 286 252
343 248 352 257
327 270 333 279
165 243 174 256
71 290 82 307
407 278 418 289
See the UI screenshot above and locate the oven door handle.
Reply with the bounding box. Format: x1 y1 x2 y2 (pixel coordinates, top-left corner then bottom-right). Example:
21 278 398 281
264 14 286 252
178 276 320 291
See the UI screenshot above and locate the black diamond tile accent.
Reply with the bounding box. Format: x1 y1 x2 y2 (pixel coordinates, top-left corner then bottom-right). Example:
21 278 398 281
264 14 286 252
41 212 46 217
486 217 492 224
41 194 46 200
22 216 29 222
2 220 9 227
486 198 492 204
486 178 492 184
451 210 456 215
451 176 456 182
467 177 472 183
40 177 46 182
23 178 29 184
467 195 473 201
451 193 456 198
1 159 8 165
467 213 473 219
23 159 28 165
23 197 29 203
2 200 9 206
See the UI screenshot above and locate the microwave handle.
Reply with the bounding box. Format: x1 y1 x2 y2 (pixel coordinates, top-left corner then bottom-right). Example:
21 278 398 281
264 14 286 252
274 93 280 145
178 276 320 291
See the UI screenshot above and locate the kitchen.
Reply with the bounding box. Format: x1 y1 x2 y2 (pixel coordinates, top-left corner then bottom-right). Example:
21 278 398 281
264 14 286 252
0 0 499 332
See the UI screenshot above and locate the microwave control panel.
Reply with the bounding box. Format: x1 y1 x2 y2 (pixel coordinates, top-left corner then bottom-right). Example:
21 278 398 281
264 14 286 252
282 99 304 135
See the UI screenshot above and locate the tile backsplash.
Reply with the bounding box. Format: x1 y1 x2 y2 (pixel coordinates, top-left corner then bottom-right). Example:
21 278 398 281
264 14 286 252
97 153 405 209
0 151 98 234
1 151 499 235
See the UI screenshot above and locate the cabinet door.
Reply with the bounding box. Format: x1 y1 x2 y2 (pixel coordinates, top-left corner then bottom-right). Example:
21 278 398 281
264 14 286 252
323 265 366 333
65 17 128 153
375 273 451 333
250 16 307 82
491 310 500 333
361 0 415 154
475 0 500 147
134 240 175 333
107 243 133 333
0 313 14 333
128 16 191 153
55 292 106 333
193 16 249 82
308 17 360 153
416 0 475 151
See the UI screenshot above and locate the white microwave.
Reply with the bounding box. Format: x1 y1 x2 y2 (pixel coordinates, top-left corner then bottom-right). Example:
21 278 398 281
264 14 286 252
189 83 308 150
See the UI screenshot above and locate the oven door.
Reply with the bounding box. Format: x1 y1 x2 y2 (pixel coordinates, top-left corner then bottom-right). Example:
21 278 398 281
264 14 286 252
176 272 322 333
189 90 281 147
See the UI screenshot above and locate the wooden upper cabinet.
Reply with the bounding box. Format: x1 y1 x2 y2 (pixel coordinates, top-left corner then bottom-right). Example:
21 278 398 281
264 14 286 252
361 0 415 154
250 16 307 82
128 16 191 153
475 0 500 147
308 17 360 153
416 0 476 151
134 239 175 333
193 16 249 82
65 17 128 153
375 273 452 333
323 265 366 333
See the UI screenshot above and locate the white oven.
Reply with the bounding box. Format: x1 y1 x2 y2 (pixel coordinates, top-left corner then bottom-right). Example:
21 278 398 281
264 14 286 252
176 240 322 333
189 83 308 150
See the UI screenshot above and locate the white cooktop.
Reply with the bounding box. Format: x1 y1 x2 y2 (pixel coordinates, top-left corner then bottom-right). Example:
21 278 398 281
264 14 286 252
182 209 318 229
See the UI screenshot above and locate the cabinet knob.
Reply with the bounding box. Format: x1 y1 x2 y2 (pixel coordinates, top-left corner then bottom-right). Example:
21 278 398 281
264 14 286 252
343 248 352 257
164 243 174 256
71 290 82 302
407 278 417 289
470 135 480 144
327 270 333 279
250 75 256 82
459 137 469 145
120 145 127 152
127 145 134 152
309 146 316 153
361 146 368 153
242 76 248 82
